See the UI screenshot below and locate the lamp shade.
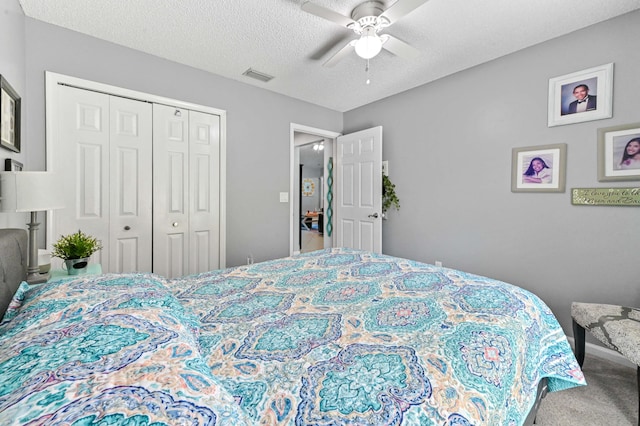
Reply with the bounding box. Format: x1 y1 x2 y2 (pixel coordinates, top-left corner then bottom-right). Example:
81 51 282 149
0 171 65 212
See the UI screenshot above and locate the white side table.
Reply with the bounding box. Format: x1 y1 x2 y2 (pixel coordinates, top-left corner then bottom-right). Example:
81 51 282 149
48 264 103 282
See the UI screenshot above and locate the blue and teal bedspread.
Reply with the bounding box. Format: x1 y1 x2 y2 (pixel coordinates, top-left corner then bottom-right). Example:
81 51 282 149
0 248 585 425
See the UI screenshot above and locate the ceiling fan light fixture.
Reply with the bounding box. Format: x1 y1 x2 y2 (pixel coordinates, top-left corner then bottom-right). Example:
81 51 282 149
354 27 382 59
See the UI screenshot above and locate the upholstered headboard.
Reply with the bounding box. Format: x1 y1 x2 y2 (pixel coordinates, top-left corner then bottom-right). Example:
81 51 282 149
0 228 28 320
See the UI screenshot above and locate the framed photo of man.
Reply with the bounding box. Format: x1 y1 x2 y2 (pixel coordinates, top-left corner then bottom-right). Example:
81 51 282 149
597 122 640 182
511 143 567 193
0 75 21 153
547 63 613 127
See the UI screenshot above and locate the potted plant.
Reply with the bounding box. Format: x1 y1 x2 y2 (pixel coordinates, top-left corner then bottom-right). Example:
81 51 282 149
382 174 400 218
52 230 103 275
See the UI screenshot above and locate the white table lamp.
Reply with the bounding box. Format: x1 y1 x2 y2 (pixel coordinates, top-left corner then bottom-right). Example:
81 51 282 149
0 171 64 283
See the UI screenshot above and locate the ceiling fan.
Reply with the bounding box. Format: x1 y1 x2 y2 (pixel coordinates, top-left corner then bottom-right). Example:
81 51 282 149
302 0 428 67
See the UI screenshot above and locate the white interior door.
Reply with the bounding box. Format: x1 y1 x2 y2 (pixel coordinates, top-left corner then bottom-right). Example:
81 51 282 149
55 86 152 272
109 96 153 273
47 72 227 273
56 86 110 268
153 105 189 278
188 110 220 274
335 126 382 253
153 105 221 278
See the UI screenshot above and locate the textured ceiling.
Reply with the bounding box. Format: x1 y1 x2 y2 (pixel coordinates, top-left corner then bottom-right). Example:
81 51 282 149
18 0 640 112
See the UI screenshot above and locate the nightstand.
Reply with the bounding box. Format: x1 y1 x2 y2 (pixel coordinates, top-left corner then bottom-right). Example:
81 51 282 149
48 264 103 283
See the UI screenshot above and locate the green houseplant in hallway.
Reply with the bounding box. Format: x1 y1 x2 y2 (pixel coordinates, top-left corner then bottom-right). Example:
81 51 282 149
52 230 102 275
382 174 400 217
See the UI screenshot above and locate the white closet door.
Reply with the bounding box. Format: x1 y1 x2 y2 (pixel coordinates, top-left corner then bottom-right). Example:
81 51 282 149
153 105 189 278
56 86 110 268
189 110 220 274
109 96 153 273
55 86 153 272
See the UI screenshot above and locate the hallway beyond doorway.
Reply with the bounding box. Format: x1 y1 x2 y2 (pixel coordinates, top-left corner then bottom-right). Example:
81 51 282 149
301 229 323 253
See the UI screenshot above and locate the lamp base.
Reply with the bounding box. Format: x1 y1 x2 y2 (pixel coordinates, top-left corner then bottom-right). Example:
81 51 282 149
27 211 47 284
27 271 49 284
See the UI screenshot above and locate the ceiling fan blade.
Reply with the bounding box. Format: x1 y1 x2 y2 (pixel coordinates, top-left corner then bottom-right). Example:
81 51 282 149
323 40 356 67
301 1 355 28
380 0 429 25
309 33 354 61
381 35 419 59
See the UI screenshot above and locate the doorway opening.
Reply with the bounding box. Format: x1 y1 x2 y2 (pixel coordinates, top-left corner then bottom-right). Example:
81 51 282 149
299 140 325 253
289 124 340 256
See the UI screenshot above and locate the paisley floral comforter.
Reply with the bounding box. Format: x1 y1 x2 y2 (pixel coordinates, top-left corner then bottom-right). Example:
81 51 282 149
0 249 585 425
0 274 251 425
169 248 585 425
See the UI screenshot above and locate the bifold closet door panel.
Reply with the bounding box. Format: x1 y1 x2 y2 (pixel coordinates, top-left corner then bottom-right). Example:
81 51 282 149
153 104 189 279
109 96 153 273
189 110 220 275
56 85 110 269
55 86 153 273
153 105 221 278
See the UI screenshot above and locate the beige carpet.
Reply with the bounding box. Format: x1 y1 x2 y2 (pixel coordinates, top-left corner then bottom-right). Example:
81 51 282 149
301 230 324 253
536 354 637 425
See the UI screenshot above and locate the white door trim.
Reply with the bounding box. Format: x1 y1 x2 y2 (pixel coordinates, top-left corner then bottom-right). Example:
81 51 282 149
289 123 341 256
45 71 227 268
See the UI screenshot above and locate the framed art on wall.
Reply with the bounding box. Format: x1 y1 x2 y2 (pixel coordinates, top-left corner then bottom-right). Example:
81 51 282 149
0 75 21 153
597 122 640 181
512 143 567 193
547 63 613 127
302 178 315 196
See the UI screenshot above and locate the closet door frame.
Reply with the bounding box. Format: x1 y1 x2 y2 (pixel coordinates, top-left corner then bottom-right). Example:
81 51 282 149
45 71 227 269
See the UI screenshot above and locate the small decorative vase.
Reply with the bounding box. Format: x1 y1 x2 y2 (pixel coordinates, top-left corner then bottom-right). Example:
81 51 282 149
63 257 90 275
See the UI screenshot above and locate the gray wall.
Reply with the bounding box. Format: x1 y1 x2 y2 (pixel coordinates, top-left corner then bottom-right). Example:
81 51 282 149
0 0 28 229
22 18 343 267
344 10 640 335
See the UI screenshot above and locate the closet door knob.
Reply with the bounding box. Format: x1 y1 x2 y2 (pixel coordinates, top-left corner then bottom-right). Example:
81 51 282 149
124 226 131 231
172 222 179 227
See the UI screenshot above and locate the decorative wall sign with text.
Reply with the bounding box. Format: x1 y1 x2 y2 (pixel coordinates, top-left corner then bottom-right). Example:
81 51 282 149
571 187 640 206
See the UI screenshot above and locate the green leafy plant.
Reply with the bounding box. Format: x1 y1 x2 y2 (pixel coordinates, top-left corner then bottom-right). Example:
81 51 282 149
52 230 103 260
382 174 400 213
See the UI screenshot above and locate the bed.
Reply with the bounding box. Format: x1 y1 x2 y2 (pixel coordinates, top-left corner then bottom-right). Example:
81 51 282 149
0 229 585 425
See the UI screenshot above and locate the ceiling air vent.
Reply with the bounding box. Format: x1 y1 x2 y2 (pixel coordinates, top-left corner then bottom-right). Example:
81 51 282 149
242 68 274 83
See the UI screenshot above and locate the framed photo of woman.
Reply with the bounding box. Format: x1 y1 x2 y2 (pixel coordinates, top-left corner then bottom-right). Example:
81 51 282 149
597 122 640 181
0 75 21 153
512 143 567 193
547 63 613 127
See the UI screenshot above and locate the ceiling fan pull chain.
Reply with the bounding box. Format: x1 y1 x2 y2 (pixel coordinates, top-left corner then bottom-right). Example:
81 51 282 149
366 59 371 85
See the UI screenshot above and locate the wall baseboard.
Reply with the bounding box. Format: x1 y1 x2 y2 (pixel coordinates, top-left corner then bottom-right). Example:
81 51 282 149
566 336 636 369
